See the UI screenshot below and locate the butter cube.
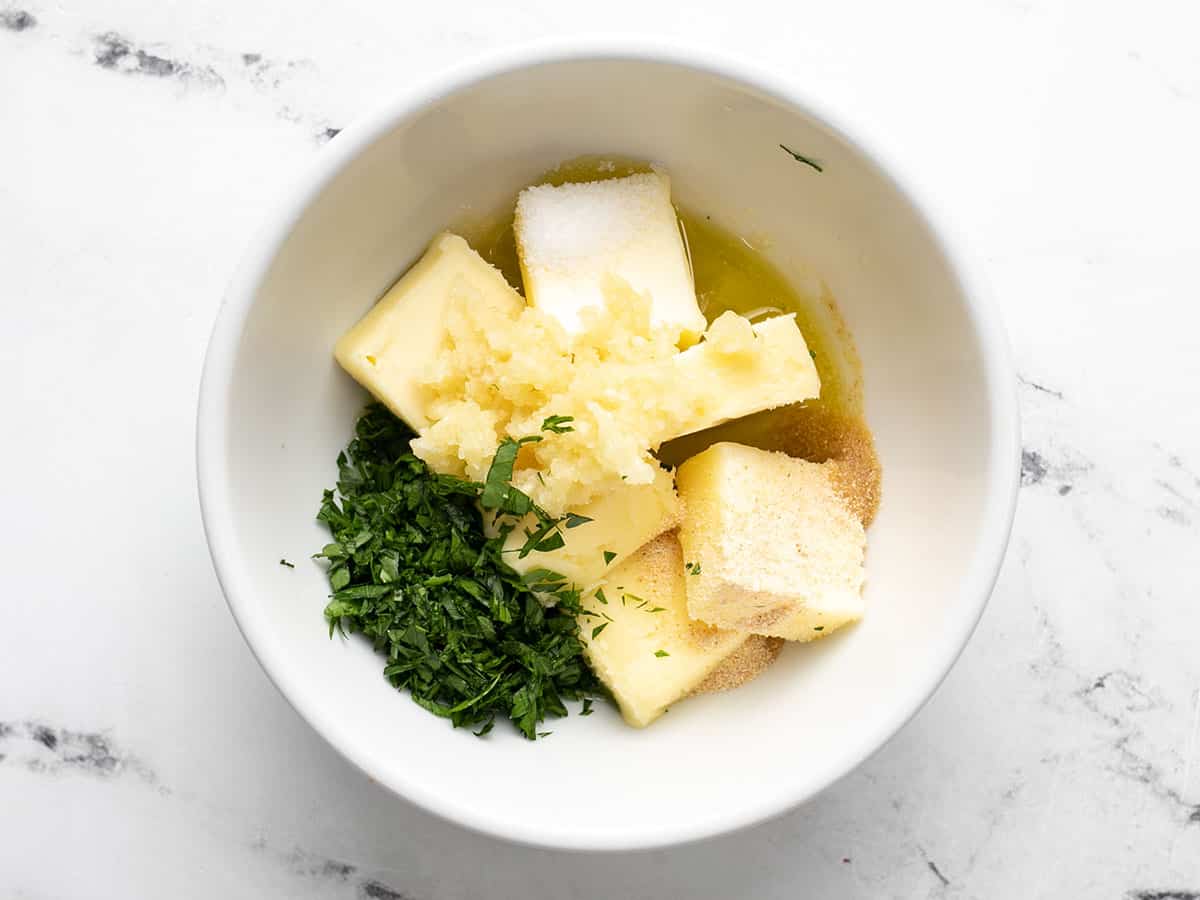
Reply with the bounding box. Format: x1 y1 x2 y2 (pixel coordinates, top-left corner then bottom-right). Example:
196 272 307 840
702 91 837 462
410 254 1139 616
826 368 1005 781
514 173 707 346
580 532 754 727
334 233 523 429
488 467 681 593
676 442 866 640
671 312 821 438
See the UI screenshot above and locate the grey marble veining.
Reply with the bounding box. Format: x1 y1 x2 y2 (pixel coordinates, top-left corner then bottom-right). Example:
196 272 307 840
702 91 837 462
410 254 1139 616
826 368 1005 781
2 0 1199 896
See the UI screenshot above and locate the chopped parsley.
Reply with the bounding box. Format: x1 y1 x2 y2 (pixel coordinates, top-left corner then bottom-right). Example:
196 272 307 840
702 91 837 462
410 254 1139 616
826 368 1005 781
541 415 575 434
813 625 825 632
654 649 670 658
279 558 295 569
315 404 602 740
779 144 823 172
480 435 540 512
603 551 617 565
685 561 702 576
515 518 566 558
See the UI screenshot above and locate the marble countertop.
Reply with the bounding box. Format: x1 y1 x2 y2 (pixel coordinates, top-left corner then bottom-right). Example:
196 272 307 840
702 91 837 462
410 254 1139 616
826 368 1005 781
3 1 1199 896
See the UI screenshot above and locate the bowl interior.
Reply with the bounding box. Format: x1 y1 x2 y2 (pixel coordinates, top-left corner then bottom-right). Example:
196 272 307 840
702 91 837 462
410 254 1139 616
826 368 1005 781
203 55 1015 850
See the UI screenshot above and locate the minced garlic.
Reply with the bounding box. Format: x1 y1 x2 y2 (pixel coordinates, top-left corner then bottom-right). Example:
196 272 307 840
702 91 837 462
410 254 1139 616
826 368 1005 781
412 282 688 515
410 278 820 517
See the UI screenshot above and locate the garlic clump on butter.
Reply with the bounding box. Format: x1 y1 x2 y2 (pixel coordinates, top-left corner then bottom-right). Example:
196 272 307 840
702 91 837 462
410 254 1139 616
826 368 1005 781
413 279 687 517
409 274 821 518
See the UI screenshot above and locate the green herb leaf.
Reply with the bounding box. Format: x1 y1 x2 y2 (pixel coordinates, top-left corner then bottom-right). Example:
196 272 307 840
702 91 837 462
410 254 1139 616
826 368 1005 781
603 551 617 565
498 485 534 517
580 698 594 716
534 531 566 553
564 513 593 529
330 566 351 591
779 144 824 172
324 598 360 620
813 625 825 632
333 583 393 600
541 415 575 434
591 623 608 639
480 438 520 509
654 649 670 658
522 568 567 593
279 558 295 568
517 519 566 559
594 587 608 605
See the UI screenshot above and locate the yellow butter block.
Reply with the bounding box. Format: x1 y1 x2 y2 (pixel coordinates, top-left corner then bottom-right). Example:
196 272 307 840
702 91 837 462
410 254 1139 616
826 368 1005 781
487 467 681 593
671 312 821 438
580 532 753 727
676 442 866 641
334 233 524 429
514 173 707 347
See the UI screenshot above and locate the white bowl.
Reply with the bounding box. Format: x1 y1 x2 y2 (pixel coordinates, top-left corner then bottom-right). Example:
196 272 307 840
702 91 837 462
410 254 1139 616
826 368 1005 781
197 41 1020 851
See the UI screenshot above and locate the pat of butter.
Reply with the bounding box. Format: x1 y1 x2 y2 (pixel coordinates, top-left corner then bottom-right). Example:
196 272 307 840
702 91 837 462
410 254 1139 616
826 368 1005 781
676 442 866 641
334 232 524 430
580 532 752 728
671 312 821 438
486 467 681 593
514 173 707 347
